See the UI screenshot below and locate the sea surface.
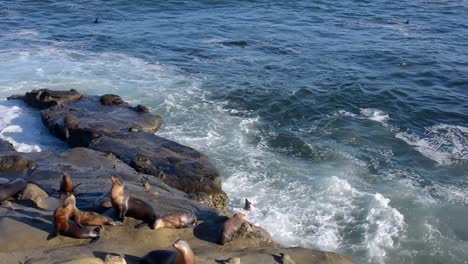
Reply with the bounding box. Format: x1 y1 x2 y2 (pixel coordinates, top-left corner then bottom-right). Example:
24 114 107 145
1 1 468 263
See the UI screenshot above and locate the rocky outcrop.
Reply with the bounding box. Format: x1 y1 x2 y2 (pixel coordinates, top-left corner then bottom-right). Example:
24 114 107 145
9 89 227 208
0 89 357 264
8 89 82 109
0 139 15 152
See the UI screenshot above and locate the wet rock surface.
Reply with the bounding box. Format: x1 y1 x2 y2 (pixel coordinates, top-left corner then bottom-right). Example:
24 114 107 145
0 89 357 264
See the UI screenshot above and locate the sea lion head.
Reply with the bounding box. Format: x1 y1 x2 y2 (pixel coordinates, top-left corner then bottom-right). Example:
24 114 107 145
111 176 125 200
111 175 123 186
234 212 246 220
60 173 74 193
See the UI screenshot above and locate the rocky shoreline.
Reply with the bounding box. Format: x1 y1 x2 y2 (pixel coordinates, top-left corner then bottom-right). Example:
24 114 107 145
0 89 356 264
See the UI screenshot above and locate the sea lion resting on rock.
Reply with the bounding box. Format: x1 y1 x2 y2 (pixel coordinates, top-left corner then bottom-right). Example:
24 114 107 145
52 201 101 241
111 176 157 229
0 178 27 202
140 239 195 264
64 194 122 227
154 212 197 230
219 212 246 245
60 173 80 194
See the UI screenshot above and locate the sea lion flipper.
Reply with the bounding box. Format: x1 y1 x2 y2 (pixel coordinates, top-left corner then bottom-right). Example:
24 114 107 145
73 183 82 192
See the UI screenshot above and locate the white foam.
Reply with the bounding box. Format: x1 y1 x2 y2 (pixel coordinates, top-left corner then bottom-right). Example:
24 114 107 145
364 193 406 263
396 124 468 165
336 110 357 118
360 108 390 123
0 100 66 152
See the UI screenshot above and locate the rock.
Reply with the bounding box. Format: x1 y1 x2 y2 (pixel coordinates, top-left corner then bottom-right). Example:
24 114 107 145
0 154 37 173
94 192 113 209
36 196 65 210
135 104 149 113
281 253 296 264
9 88 82 109
90 132 228 208
237 222 273 245
0 139 15 152
54 257 104 264
99 94 126 106
227 257 241 264
40 95 161 146
104 254 127 264
18 183 49 206
187 192 214 207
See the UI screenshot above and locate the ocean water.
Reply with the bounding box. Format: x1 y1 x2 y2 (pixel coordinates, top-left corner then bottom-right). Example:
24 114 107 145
1 1 468 263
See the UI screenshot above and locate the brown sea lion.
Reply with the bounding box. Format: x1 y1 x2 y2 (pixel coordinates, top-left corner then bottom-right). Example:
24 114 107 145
0 178 27 202
154 212 197 230
219 212 246 245
110 176 157 229
52 202 100 241
64 195 122 227
140 239 195 264
60 173 80 194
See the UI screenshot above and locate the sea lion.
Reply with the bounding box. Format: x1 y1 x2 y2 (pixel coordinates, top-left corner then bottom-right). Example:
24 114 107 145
52 202 101 241
60 173 81 194
110 176 157 229
64 195 122 227
219 212 246 245
154 212 197 230
244 199 252 211
0 178 27 202
140 239 195 264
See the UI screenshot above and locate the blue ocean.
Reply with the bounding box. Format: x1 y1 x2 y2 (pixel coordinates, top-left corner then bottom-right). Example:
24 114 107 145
1 1 467 263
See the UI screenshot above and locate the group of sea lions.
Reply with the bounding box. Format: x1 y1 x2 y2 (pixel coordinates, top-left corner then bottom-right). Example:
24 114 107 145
0 174 249 263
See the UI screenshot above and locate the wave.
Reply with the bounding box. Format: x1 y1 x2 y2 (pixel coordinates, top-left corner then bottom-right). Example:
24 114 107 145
396 124 468 166
0 100 66 152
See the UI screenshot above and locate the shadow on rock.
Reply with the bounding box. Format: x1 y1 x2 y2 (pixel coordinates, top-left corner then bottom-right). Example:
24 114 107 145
193 215 228 244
